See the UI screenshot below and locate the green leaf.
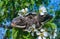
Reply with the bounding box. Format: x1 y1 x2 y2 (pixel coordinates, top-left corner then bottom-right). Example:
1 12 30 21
45 22 57 29
0 1 3 7
50 23 57 29
31 0 35 5
5 29 11 39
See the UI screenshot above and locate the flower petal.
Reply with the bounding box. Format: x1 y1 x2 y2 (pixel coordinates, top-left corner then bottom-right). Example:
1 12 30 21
37 36 42 39
43 32 48 37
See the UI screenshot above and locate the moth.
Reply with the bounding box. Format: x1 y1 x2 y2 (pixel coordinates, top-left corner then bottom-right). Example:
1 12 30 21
11 12 53 29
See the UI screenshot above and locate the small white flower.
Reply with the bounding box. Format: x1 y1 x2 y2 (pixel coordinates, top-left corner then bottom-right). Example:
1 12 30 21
54 28 57 32
50 35 53 39
31 32 34 36
34 29 38 32
39 5 47 15
36 31 41 35
39 6 47 13
43 32 48 37
31 24 38 32
24 27 31 32
40 29 45 32
43 37 46 39
18 13 23 17
21 9 25 13
31 24 36 28
53 33 57 39
37 36 42 39
37 36 46 39
25 8 28 12
40 12 44 15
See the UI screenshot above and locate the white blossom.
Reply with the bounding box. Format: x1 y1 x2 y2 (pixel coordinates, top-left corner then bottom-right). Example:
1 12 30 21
36 31 41 35
18 9 25 13
39 5 47 13
53 28 57 39
37 36 46 39
21 9 25 13
31 24 36 28
20 8 28 13
18 8 28 16
36 31 48 37
43 37 46 39
30 24 38 32
53 32 57 39
48 29 57 39
18 13 23 17
25 8 28 12
43 32 48 37
24 27 31 32
49 32 57 39
40 12 44 15
39 5 47 15
40 29 45 32
50 35 53 39
31 32 34 36
37 36 42 39
24 24 37 32
54 28 57 32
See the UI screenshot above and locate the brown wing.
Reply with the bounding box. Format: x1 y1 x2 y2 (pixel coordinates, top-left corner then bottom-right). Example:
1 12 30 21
11 16 26 28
